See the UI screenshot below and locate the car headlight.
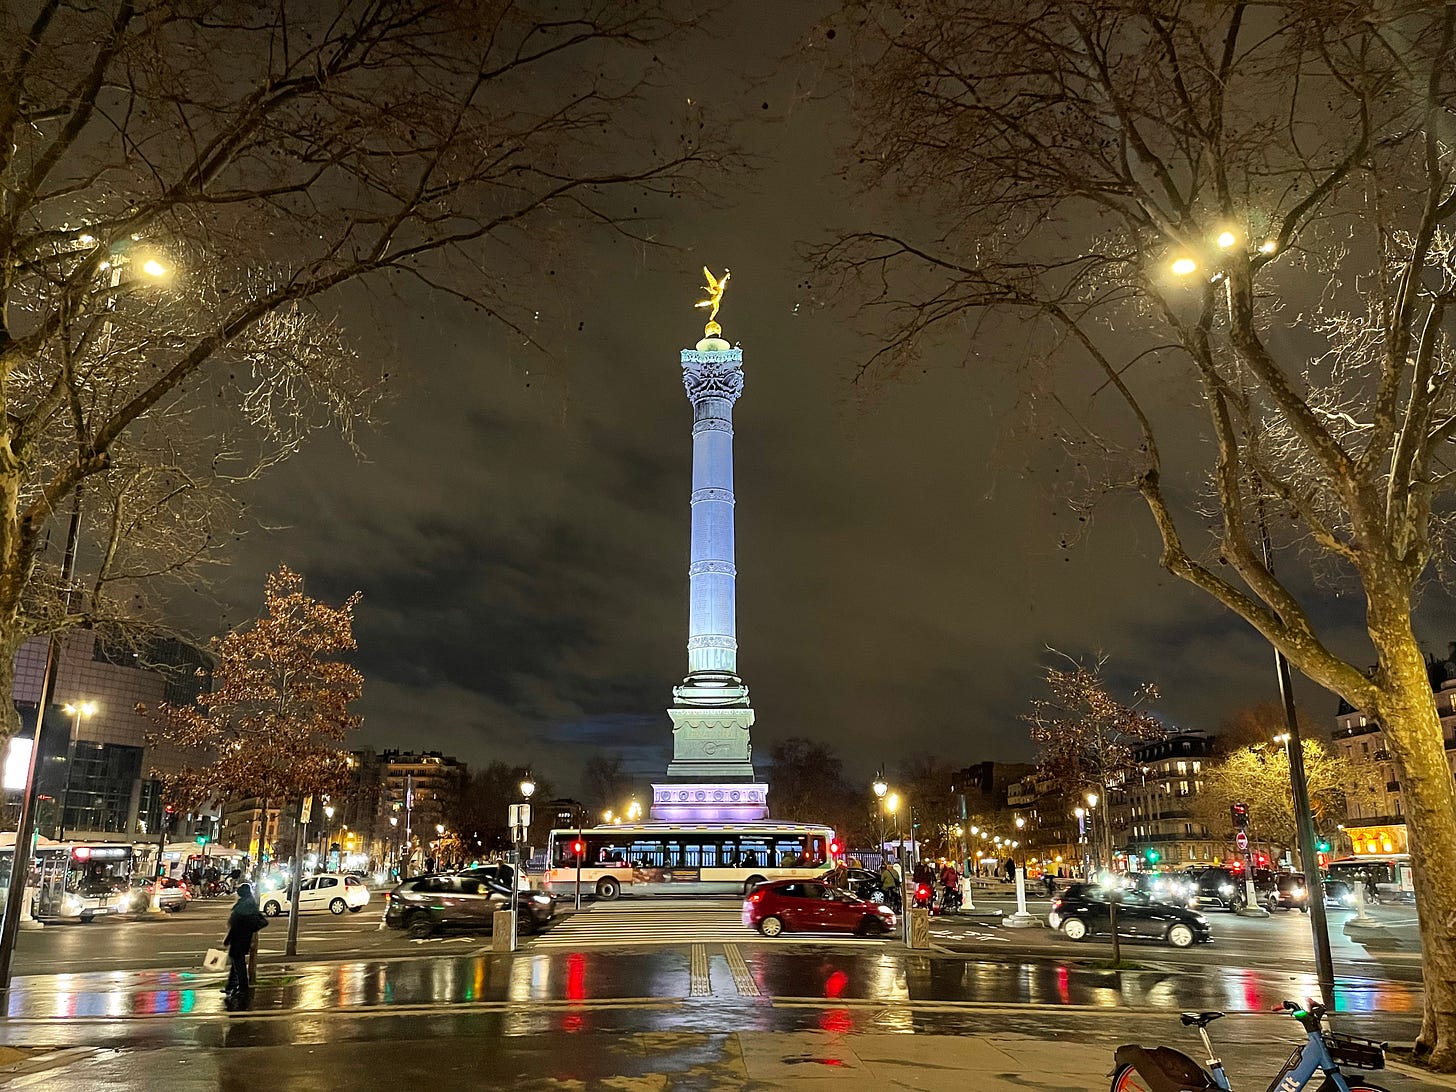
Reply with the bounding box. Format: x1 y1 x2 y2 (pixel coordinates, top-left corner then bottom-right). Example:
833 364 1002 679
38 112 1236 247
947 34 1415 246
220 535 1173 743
62 895 84 915
531 894 551 905
1293 890 1306 899
876 904 893 915
1219 884 1234 895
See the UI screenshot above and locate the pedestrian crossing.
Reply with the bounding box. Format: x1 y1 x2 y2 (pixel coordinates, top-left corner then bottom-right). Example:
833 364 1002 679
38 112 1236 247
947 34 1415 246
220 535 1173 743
528 899 892 949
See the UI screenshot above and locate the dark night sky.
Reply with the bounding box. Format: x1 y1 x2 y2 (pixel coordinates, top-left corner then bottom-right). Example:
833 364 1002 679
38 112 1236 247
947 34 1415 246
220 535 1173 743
180 6 1456 797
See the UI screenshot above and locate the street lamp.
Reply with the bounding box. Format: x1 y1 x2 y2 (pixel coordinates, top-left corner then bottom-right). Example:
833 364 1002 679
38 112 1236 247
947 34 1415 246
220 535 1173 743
519 775 536 800
626 798 641 821
872 773 889 857
57 701 97 840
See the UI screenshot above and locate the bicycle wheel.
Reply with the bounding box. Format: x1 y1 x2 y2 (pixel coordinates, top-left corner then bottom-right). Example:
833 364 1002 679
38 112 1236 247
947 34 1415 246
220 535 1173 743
1316 1082 1390 1092
1109 1064 1156 1092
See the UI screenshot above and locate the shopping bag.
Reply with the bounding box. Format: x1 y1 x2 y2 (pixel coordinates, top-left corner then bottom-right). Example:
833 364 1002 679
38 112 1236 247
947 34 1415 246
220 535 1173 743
202 947 230 971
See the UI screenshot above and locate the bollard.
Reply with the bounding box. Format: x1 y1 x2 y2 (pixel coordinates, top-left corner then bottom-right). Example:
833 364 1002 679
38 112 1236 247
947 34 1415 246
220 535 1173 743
1006 868 1039 928
491 909 516 952
908 907 931 949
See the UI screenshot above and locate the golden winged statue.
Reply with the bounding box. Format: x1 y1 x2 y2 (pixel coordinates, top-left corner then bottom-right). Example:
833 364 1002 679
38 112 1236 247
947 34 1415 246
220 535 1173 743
695 266 731 335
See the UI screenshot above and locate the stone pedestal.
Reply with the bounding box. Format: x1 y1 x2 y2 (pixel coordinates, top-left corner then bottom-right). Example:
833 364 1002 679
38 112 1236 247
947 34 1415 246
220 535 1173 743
651 782 768 822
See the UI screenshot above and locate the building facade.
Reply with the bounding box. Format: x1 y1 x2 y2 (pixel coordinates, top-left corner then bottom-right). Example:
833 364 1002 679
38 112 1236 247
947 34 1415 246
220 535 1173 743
1117 732 1218 868
10 630 211 843
1329 664 1456 857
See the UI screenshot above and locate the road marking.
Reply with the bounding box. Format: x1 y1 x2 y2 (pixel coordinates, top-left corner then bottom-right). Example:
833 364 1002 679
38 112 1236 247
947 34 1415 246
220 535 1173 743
689 943 710 996
722 944 759 997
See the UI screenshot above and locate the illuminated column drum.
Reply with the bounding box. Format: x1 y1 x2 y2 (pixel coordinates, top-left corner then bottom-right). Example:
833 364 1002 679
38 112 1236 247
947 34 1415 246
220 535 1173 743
652 330 768 822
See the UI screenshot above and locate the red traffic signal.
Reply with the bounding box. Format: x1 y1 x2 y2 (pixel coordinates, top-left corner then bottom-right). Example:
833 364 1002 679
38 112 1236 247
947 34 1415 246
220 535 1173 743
829 840 842 857
571 840 584 857
1230 802 1249 829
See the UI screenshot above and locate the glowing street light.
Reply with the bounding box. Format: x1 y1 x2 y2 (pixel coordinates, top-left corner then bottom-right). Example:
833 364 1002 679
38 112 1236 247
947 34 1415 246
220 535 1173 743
519 775 536 799
626 799 642 821
141 258 169 278
872 773 888 799
1259 239 1278 254
1170 256 1198 276
1215 230 1238 249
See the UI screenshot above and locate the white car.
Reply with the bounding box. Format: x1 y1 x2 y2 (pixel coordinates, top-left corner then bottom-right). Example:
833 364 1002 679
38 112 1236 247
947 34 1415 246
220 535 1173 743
260 873 371 916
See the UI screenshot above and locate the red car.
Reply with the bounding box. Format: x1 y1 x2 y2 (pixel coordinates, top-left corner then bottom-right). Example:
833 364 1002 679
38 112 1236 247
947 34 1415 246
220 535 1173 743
742 878 898 937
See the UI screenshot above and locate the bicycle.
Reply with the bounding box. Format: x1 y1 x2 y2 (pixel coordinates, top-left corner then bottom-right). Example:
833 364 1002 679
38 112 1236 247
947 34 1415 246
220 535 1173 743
1111 999 1389 1092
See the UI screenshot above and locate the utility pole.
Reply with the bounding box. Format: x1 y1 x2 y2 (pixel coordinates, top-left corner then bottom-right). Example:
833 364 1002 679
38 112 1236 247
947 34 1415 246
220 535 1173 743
1257 499 1336 1008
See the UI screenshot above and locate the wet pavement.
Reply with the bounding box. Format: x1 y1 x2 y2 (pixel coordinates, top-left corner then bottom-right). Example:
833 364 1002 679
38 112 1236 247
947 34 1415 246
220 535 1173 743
0 942 1423 1045
0 898 1436 1089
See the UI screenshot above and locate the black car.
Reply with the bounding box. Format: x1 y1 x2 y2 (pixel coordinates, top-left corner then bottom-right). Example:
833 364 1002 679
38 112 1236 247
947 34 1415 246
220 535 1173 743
836 867 892 904
1125 871 1194 908
1189 867 1259 911
384 875 554 938
1048 883 1212 948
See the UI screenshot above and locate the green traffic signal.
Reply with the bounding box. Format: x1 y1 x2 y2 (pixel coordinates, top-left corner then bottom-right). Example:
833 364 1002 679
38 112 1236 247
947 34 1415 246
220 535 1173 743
1144 848 1161 863
1316 838 1331 853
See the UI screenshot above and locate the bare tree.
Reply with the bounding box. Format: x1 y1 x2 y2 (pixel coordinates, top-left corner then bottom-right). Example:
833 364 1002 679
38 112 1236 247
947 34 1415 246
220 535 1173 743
1024 652 1165 962
145 563 362 956
581 753 627 815
0 1 724 716
818 2 1456 1063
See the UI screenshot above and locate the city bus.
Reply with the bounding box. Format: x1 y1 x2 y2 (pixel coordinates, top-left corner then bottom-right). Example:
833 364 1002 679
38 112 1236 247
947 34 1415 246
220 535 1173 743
539 822 839 899
0 840 136 920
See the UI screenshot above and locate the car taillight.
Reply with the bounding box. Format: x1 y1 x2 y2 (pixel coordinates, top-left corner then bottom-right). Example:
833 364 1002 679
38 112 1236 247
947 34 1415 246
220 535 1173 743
1052 899 1062 910
916 884 930 899
750 892 762 902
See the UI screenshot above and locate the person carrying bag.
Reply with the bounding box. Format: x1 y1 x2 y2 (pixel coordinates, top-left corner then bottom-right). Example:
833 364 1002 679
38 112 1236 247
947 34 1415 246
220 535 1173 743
222 883 268 1003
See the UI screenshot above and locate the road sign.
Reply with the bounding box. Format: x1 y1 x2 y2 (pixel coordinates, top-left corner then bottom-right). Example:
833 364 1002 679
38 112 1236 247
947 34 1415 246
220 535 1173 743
508 803 532 829
1235 830 1249 851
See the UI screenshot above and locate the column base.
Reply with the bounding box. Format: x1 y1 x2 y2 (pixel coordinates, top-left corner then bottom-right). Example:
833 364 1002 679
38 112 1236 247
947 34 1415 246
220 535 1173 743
1005 912 1041 928
651 781 768 822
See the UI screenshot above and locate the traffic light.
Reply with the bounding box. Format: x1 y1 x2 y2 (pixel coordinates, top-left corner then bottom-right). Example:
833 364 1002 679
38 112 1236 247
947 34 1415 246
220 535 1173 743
1230 802 1249 830
571 840 585 857
1316 837 1331 853
829 839 842 858
1144 847 1161 864
195 834 210 846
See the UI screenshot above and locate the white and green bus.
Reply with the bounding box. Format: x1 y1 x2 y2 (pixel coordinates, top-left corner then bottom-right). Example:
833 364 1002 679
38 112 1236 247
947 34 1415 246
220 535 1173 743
540 821 839 900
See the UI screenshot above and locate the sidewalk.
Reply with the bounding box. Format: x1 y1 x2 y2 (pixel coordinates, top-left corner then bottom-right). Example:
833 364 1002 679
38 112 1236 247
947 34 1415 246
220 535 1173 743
7 1014 1442 1090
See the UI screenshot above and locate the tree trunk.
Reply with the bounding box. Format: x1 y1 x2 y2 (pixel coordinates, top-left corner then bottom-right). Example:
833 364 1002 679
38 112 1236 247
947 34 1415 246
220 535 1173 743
1367 601 1456 1071
285 797 306 958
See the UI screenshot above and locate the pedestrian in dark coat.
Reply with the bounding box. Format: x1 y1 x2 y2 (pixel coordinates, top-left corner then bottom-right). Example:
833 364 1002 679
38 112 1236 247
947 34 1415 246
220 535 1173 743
223 883 268 1000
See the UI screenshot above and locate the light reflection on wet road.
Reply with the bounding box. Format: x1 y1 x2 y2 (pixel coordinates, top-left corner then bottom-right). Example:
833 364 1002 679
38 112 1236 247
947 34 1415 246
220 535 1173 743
0 942 1422 1053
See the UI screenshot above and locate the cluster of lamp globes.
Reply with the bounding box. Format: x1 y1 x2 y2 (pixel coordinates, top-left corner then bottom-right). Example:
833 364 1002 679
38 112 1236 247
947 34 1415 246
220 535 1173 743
602 798 641 825
869 772 1025 851
1167 227 1278 279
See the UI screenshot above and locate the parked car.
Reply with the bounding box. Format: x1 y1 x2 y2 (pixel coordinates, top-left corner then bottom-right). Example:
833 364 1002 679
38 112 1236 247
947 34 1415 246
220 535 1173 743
1048 883 1211 948
742 878 897 937
384 875 555 938
259 873 372 916
127 876 187 913
1262 873 1309 913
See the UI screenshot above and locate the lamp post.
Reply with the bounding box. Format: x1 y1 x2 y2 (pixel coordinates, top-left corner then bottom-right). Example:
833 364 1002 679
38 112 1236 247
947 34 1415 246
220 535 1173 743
435 823 446 871
389 815 399 878
512 774 536 950
1008 815 1036 926
872 773 888 862
626 799 641 822
321 803 335 873
57 701 97 840
886 791 911 945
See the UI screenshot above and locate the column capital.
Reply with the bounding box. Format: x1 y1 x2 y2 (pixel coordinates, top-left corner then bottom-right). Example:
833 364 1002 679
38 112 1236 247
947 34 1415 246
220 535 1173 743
681 348 744 405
